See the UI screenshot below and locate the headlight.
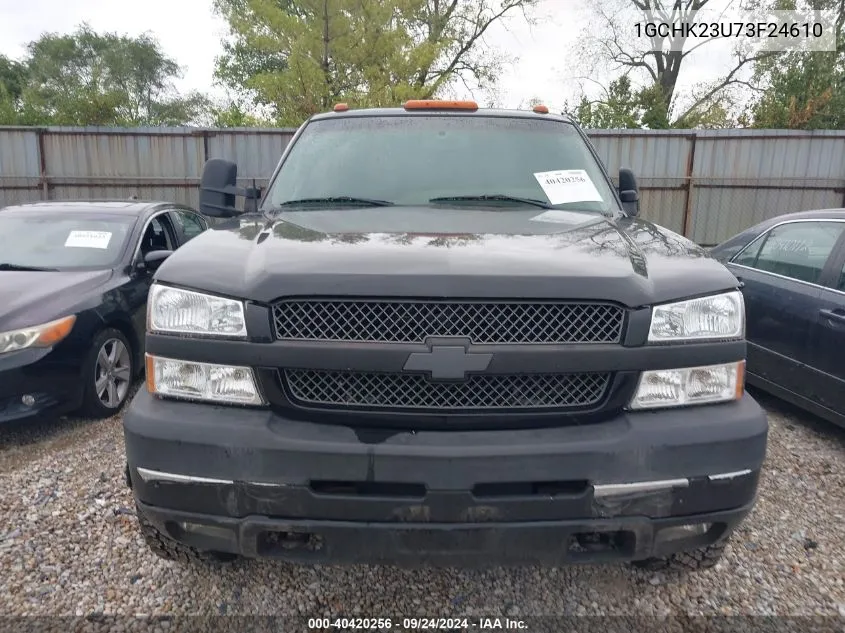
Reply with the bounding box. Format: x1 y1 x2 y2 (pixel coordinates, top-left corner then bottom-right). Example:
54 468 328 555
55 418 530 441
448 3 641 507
648 291 744 342
629 361 745 410
0 315 76 354
148 284 247 338
145 354 264 405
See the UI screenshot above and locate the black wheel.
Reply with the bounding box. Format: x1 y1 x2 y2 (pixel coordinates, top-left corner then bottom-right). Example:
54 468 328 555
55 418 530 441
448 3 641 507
136 503 237 565
631 541 727 572
79 328 134 419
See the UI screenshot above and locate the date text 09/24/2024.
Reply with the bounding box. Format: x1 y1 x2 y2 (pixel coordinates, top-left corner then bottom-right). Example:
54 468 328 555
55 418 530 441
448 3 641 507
307 618 527 630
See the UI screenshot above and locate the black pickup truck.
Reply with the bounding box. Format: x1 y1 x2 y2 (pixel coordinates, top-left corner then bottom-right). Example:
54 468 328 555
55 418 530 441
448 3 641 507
123 101 768 571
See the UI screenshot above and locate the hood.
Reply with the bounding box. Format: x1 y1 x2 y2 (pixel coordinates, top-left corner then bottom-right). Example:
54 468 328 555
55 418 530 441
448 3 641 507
0 269 113 331
155 207 740 308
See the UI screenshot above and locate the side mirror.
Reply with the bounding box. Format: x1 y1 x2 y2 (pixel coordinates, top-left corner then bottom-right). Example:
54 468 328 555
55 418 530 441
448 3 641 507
618 167 640 217
199 158 262 219
140 250 172 273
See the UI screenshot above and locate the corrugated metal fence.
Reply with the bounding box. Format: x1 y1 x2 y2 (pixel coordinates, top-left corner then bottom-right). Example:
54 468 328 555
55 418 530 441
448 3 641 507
2 126 845 245
0 126 296 213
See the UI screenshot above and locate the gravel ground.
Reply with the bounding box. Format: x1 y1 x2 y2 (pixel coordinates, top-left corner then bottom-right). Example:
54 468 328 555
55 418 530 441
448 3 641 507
1 388 844 618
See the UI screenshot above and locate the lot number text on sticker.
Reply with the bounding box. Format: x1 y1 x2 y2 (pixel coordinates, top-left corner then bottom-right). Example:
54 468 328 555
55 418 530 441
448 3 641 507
65 230 112 249
534 169 603 205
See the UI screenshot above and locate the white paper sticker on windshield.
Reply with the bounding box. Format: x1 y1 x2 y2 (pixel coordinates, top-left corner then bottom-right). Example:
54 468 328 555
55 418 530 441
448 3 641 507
533 169 603 205
65 230 112 249
530 210 594 224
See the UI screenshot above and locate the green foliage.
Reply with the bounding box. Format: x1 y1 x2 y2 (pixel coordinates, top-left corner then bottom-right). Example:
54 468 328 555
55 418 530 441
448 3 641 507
569 77 641 129
737 0 845 129
0 87 18 125
745 52 845 129
0 55 28 124
2 24 209 127
744 0 845 130
569 74 736 130
209 101 274 127
213 0 537 125
0 56 27 102
214 0 290 103
570 78 679 129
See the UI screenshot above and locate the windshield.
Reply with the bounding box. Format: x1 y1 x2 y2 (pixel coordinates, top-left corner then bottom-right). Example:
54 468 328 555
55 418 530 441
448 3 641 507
264 115 618 214
0 212 137 270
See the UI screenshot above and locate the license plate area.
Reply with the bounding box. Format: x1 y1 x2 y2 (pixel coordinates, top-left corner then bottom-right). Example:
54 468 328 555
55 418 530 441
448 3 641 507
395 528 492 553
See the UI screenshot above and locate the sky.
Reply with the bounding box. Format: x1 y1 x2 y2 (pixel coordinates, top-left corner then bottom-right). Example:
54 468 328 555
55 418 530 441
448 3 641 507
0 0 744 116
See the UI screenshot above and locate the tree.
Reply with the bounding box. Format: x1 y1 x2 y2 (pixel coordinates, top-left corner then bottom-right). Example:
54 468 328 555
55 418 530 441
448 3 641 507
209 100 276 127
0 56 27 103
0 55 28 124
745 0 845 128
567 76 648 128
571 0 775 128
568 75 733 129
15 24 209 126
746 52 845 128
213 0 538 125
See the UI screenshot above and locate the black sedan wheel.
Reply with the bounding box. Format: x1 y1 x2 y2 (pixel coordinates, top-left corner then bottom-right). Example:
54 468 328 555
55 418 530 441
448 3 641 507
80 328 134 419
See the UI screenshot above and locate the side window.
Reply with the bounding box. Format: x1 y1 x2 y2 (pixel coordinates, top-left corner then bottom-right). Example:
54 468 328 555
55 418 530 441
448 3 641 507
139 216 177 257
741 222 845 284
732 236 766 267
170 210 208 243
837 260 845 292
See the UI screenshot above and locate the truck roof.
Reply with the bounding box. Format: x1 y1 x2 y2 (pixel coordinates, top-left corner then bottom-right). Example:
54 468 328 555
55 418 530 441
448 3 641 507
310 105 574 125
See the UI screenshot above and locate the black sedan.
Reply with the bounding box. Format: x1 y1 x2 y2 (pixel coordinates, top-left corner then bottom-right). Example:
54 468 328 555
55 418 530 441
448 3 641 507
710 208 845 428
0 200 209 423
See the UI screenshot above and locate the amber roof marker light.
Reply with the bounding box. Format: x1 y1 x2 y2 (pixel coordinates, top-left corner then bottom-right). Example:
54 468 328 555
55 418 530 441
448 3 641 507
532 104 549 114
333 103 349 112
403 99 479 111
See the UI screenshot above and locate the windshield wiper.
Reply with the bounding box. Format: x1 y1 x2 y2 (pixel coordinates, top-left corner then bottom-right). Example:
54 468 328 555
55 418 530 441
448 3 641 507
429 195 553 209
0 263 60 272
272 196 395 209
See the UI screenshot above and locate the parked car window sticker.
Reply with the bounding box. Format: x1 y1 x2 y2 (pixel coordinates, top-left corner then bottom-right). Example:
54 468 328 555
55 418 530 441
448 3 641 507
533 169 603 205
770 238 809 254
64 230 113 249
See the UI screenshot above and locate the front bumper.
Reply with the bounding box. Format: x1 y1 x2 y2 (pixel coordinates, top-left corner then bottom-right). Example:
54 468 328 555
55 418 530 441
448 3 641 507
124 390 768 566
0 348 83 423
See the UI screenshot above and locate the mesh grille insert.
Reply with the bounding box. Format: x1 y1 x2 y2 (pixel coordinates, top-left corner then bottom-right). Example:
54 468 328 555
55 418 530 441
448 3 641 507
283 369 611 412
272 300 624 344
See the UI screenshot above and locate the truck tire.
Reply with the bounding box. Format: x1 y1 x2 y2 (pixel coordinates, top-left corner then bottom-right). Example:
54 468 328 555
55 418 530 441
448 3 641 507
631 541 727 572
136 503 237 565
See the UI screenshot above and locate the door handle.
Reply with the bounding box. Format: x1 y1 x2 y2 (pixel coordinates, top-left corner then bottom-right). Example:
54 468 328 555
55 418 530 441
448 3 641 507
819 308 845 324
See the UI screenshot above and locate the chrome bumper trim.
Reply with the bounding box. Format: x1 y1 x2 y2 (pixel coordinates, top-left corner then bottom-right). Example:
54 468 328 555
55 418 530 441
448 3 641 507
592 478 689 498
708 469 752 481
136 468 754 492
136 467 234 486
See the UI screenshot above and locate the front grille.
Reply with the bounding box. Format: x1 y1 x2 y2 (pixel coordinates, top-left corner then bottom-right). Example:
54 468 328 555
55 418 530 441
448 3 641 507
283 369 611 412
272 299 625 344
